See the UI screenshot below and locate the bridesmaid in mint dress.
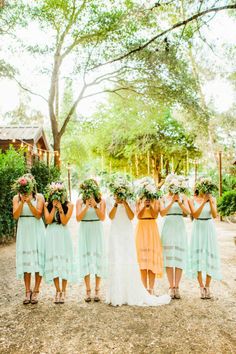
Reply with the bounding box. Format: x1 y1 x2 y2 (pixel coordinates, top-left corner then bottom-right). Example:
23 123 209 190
160 193 190 299
44 184 74 304
13 175 45 305
188 191 221 299
76 179 106 302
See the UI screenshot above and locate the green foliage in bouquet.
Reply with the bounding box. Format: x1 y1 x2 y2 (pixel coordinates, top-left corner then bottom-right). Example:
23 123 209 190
45 182 67 204
106 173 135 201
196 177 218 195
12 175 35 195
136 177 162 200
217 190 236 216
164 174 190 195
79 179 101 202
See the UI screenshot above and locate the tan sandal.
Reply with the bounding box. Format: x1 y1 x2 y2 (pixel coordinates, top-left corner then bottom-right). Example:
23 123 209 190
60 291 66 304
205 287 212 299
169 287 175 299
23 290 32 305
54 291 60 304
94 288 101 302
200 287 206 299
174 287 181 299
85 289 92 303
31 291 39 304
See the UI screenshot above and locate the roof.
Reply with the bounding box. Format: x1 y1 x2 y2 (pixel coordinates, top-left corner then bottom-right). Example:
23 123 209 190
0 126 49 150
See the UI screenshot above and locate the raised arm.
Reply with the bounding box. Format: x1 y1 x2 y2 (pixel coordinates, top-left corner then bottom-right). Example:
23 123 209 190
76 199 89 221
123 200 134 220
188 196 208 219
160 196 175 217
26 194 44 219
149 200 159 218
209 195 217 218
91 198 106 221
44 201 57 224
13 195 24 220
57 202 74 225
177 195 190 215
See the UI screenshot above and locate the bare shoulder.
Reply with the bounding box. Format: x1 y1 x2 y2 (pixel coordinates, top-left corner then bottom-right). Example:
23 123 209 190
36 193 45 202
76 199 83 207
100 198 106 206
67 202 74 209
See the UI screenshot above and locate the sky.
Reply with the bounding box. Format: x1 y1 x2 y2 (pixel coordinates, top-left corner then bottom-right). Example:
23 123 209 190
0 9 236 123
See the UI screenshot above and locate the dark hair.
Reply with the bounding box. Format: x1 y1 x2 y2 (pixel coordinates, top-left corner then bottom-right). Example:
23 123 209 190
47 201 68 224
194 189 199 196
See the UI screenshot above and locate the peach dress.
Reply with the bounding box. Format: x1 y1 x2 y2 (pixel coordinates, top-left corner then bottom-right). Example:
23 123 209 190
135 202 163 277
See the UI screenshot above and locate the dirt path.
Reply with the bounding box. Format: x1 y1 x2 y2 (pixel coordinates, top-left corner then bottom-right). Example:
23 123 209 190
0 219 236 354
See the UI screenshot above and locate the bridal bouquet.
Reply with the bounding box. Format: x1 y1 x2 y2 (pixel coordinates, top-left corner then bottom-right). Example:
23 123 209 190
136 177 162 200
164 174 190 195
106 174 135 201
195 177 218 194
45 182 67 203
12 175 35 195
79 179 101 201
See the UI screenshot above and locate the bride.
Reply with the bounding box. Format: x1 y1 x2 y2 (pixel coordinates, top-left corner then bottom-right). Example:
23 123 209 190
106 194 171 307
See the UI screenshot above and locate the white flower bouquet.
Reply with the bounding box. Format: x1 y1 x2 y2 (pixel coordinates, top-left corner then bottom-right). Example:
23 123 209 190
136 177 162 200
106 174 135 201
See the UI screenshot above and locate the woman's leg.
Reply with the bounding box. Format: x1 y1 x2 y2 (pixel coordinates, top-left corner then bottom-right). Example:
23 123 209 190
148 270 156 294
24 272 31 292
33 272 42 292
95 275 101 302
84 274 91 302
166 267 174 288
140 269 148 289
197 271 206 299
205 274 212 287
23 272 31 304
174 268 183 288
62 279 67 292
53 277 61 292
31 272 42 304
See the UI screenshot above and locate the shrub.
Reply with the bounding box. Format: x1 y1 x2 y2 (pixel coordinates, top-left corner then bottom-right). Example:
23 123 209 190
0 147 26 242
30 161 60 194
218 190 236 216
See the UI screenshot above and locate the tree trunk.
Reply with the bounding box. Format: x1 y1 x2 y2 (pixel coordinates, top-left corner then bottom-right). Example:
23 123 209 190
53 134 61 168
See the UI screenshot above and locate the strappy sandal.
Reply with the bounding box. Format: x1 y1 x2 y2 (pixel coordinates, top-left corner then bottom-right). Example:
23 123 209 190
31 291 39 304
84 289 92 303
54 291 60 304
205 287 212 299
200 287 206 299
23 290 32 305
169 287 175 299
60 291 66 304
94 288 101 302
149 288 154 296
174 287 181 299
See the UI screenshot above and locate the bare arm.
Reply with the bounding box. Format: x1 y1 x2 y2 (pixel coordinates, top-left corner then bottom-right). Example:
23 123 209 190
93 199 106 221
57 202 74 225
160 196 174 217
26 195 44 219
13 195 24 220
209 196 217 218
177 196 190 215
149 200 159 218
44 202 57 224
189 198 207 219
123 200 134 220
76 199 89 221
109 202 118 220
136 200 146 219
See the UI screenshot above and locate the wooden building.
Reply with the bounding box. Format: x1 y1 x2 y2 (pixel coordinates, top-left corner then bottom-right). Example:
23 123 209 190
0 126 50 167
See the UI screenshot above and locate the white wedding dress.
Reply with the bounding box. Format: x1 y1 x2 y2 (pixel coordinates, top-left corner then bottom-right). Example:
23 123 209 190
105 198 171 306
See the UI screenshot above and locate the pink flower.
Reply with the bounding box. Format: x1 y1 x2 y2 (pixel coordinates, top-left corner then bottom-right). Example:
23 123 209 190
20 178 27 186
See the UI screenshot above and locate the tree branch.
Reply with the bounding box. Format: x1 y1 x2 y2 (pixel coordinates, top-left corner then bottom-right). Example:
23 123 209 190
13 78 48 103
93 4 236 68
